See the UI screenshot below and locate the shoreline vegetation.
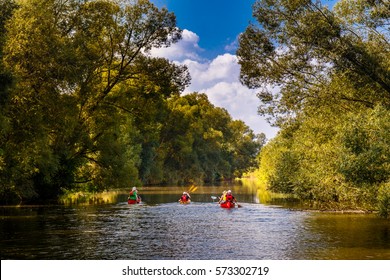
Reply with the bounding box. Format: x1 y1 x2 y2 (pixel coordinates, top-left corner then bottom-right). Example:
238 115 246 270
1 1 389 218
236 0 390 218
0 175 385 216
1 180 380 217
239 177 382 216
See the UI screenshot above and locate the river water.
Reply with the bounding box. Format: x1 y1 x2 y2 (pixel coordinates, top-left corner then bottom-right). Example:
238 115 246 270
1 185 389 260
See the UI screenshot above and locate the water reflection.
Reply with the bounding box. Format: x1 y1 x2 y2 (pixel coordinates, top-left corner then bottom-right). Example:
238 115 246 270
1 184 390 260
298 214 390 259
59 183 262 206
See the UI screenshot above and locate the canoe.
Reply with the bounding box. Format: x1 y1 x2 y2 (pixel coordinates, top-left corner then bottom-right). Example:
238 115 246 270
220 201 235 208
179 199 191 204
128 197 141 204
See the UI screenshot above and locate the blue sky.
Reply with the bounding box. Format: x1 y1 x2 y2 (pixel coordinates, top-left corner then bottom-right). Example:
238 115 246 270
150 0 339 139
152 0 255 59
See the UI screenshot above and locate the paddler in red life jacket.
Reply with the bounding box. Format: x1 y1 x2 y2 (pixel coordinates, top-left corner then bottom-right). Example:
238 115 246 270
225 190 237 204
179 192 191 203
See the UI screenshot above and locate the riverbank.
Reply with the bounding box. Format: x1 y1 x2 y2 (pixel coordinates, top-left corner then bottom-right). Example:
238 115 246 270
238 177 389 218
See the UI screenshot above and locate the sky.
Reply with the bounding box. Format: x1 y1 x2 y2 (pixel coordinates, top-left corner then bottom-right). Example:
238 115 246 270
149 0 338 140
152 0 255 59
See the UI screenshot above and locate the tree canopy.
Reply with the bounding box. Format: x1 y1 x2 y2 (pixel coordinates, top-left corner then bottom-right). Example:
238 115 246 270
238 0 390 215
0 0 262 204
238 0 389 125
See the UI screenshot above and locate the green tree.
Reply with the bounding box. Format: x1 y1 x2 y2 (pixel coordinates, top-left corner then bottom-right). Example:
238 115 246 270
338 105 390 186
0 0 16 100
237 0 390 125
241 0 390 211
119 56 190 184
160 93 261 184
226 120 264 178
1 0 182 202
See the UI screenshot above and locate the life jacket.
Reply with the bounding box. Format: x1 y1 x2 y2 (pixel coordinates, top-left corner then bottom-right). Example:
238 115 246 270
219 194 226 203
226 194 234 202
181 194 189 202
129 190 137 200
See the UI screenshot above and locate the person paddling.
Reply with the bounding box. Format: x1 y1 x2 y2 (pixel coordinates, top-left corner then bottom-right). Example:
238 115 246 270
218 190 227 204
179 192 191 203
225 190 237 204
219 190 237 208
128 186 141 204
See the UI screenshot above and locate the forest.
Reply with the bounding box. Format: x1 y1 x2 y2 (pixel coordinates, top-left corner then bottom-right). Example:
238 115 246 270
0 0 262 204
237 0 389 216
0 0 389 217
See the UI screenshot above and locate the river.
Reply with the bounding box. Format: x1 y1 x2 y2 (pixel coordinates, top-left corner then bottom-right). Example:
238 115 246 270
1 184 389 260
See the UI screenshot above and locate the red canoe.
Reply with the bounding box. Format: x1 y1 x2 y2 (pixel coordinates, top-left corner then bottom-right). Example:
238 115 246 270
128 197 141 204
220 201 235 208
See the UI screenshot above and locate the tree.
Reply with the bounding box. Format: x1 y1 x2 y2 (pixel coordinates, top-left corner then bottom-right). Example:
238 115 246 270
1 0 183 202
237 0 390 126
338 105 390 186
160 93 261 184
119 56 190 184
240 0 390 211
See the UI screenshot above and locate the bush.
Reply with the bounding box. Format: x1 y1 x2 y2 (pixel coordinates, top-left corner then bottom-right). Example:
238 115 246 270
378 182 390 218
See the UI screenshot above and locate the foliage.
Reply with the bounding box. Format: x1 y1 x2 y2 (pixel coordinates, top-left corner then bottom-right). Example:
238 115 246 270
239 0 390 213
338 105 390 186
0 0 261 204
120 55 191 184
256 104 390 210
256 134 298 194
237 0 389 126
377 182 390 218
160 93 262 184
0 0 180 202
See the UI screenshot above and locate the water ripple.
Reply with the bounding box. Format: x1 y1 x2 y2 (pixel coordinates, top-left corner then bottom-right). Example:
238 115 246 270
1 201 390 259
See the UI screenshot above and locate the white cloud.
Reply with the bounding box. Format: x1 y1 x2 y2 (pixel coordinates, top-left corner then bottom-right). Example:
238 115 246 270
182 53 240 92
149 29 204 61
224 35 240 52
150 29 278 139
201 81 278 139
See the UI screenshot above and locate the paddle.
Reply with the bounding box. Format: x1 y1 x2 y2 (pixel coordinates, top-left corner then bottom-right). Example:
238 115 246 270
232 197 242 208
188 185 198 199
188 185 198 193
